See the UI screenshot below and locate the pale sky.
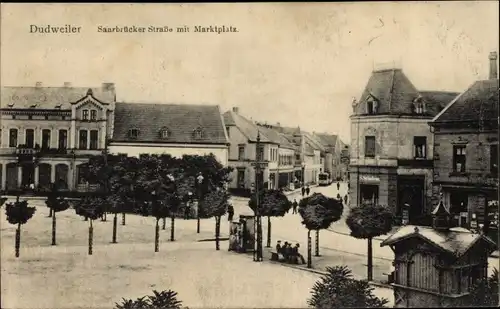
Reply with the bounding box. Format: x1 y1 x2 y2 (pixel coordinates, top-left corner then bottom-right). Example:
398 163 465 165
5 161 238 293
1 2 499 143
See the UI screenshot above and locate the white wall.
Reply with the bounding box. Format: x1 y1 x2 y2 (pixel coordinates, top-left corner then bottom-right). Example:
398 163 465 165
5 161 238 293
109 143 229 167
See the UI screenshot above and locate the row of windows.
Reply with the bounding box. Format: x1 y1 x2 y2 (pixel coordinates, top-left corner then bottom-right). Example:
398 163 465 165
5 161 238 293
81 109 98 121
365 98 426 115
363 135 498 174
364 136 427 159
8 128 68 149
279 154 293 166
127 128 203 140
6 128 100 150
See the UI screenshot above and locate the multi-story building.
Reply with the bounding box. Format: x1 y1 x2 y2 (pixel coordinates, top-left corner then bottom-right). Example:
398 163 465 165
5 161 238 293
109 102 229 166
340 144 350 181
349 67 459 224
0 82 116 192
429 52 499 232
302 132 323 185
313 133 348 180
223 107 296 195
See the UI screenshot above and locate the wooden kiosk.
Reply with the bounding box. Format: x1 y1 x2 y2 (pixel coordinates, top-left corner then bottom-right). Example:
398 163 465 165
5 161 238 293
381 198 497 307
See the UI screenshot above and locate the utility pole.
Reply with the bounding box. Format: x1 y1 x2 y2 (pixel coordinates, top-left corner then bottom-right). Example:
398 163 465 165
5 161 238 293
252 131 264 262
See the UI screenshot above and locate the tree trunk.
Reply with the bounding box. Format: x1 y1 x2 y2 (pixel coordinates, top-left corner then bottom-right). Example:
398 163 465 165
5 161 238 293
112 213 117 244
170 216 175 242
367 237 373 281
307 230 312 268
121 212 126 225
197 216 200 233
84 216 88 221
315 230 320 257
48 208 53 218
88 220 93 255
266 216 271 248
101 212 107 222
162 217 166 230
215 216 221 251
15 223 21 258
51 212 57 246
155 219 160 253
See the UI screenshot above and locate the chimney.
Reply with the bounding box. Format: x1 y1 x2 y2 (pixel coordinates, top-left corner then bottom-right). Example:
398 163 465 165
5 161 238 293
63 82 72 88
35 82 42 88
232 107 239 113
489 51 498 80
102 82 115 91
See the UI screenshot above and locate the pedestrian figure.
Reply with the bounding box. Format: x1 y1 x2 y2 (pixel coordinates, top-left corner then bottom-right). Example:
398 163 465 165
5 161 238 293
344 194 348 205
337 193 341 201
292 243 306 264
306 186 310 196
184 203 190 219
227 204 234 221
337 182 340 191
292 199 298 214
301 186 305 197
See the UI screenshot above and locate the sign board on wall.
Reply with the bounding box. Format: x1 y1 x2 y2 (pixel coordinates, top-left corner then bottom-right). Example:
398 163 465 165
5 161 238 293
360 175 380 184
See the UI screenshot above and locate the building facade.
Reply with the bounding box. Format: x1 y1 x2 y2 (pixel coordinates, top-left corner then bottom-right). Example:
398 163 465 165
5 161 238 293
0 82 116 192
109 102 229 166
429 52 499 232
349 68 459 223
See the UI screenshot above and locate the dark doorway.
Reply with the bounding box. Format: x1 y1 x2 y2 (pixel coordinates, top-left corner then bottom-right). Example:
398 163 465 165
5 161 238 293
398 176 425 225
22 164 35 187
359 184 379 206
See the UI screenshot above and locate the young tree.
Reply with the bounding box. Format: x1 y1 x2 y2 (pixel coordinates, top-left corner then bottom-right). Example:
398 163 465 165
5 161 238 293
346 204 393 281
200 189 230 250
169 173 194 241
248 189 292 247
45 183 70 246
5 196 36 258
299 193 343 261
75 196 105 255
308 265 389 308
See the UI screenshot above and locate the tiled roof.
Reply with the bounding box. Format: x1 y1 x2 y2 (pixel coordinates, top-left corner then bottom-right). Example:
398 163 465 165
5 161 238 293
257 125 296 150
223 111 272 143
380 225 497 257
112 103 228 144
314 133 338 147
419 91 460 115
355 68 455 117
303 132 325 151
0 85 116 109
433 79 499 123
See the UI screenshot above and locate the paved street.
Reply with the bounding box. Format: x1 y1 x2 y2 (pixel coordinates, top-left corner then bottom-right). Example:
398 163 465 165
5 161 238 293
229 183 498 281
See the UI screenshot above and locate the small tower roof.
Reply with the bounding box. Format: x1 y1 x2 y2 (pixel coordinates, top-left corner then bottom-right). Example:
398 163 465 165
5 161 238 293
432 200 450 216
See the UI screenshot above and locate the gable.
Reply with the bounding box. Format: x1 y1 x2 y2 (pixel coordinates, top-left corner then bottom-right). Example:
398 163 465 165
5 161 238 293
75 98 105 111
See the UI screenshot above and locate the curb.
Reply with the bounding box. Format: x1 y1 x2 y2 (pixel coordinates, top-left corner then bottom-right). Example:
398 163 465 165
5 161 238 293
270 260 393 290
197 237 229 242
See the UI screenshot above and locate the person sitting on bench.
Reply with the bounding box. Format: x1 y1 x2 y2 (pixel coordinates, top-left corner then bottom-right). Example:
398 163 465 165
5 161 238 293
291 243 306 264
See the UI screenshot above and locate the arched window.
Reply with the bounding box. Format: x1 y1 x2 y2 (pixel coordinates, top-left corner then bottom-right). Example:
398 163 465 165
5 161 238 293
367 97 378 114
413 96 425 114
193 127 204 139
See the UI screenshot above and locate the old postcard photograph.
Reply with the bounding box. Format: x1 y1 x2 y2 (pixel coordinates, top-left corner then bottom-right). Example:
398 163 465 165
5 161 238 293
1 2 499 309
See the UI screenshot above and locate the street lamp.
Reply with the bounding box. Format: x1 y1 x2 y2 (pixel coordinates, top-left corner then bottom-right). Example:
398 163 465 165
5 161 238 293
196 173 204 233
253 131 264 262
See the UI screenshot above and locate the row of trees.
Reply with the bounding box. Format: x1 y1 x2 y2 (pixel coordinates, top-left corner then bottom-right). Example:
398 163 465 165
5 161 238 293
3 153 233 257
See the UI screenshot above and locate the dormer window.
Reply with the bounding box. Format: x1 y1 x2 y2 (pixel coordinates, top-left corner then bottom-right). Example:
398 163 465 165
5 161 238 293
55 104 62 109
82 109 89 120
413 96 425 114
30 104 37 108
128 128 140 139
160 127 171 139
367 98 378 114
7 103 14 108
90 110 97 121
193 127 204 139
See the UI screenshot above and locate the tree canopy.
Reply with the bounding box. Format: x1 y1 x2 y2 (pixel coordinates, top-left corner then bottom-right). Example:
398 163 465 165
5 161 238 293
5 199 36 225
201 189 230 218
248 189 292 217
346 204 393 239
308 265 389 308
299 193 343 230
75 196 105 221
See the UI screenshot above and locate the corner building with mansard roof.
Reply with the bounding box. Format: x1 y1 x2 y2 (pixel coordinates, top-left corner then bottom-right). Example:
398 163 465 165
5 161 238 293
349 67 459 224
